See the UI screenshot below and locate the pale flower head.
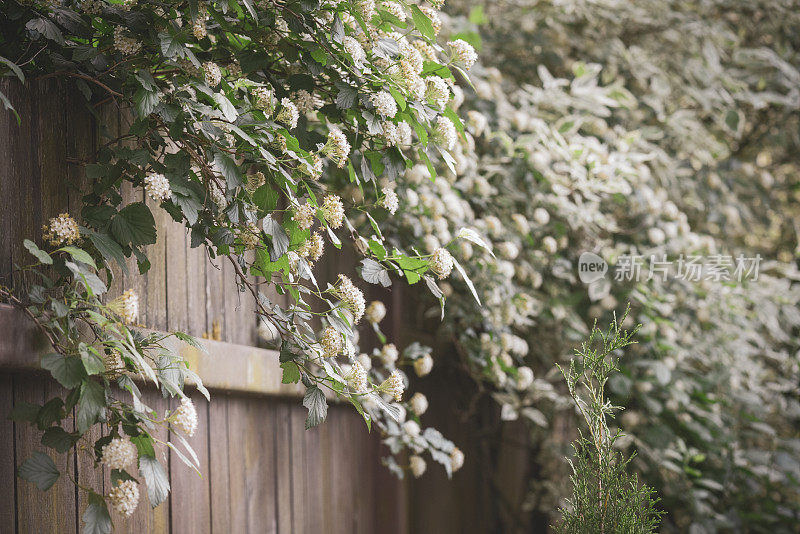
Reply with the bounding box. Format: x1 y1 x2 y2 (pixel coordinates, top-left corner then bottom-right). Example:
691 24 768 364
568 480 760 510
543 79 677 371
380 343 399 366
409 392 429 415
43 213 80 246
450 446 465 472
321 326 343 358
322 194 345 228
430 247 454 279
101 437 138 470
365 300 387 324
144 173 171 202
414 353 434 377
108 480 140 517
172 397 198 436
409 455 427 478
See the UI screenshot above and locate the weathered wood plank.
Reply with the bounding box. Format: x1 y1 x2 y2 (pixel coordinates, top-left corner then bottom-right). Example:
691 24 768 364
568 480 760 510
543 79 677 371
273 402 293 533
165 220 189 333
14 374 77 534
169 390 211 534
207 394 231 533
289 403 307 534
0 374 16 533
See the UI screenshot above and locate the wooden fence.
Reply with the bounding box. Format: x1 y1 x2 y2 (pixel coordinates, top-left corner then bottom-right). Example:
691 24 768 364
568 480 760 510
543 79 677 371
0 78 409 534
0 78 529 534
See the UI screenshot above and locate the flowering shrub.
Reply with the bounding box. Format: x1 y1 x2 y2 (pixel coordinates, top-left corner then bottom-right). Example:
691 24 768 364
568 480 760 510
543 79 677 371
1 0 477 529
369 3 799 531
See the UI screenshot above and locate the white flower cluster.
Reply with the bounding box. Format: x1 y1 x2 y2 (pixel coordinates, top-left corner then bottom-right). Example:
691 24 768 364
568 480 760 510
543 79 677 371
43 213 80 246
355 0 376 20
246 171 266 193
239 222 261 249
429 247 454 279
322 129 351 168
414 353 434 377
321 326 342 358
448 39 477 70
380 343 399 366
337 274 366 323
253 87 273 112
298 232 324 262
144 173 171 202
292 89 322 113
433 116 457 150
409 392 428 415
450 447 464 472
192 9 208 40
347 361 368 393
172 397 198 436
371 91 398 118
343 36 366 65
409 455 427 478
203 61 222 87
108 480 140 517
293 203 317 230
383 1 406 21
365 300 386 323
384 369 405 401
276 97 299 129
118 289 139 324
382 121 412 147
209 180 227 210
322 194 345 228
426 76 450 109
113 26 141 55
381 187 399 214
101 437 138 470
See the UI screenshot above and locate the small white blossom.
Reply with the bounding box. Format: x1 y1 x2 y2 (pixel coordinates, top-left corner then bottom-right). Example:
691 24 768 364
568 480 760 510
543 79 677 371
337 275 366 323
298 232 324 262
347 361 369 393
402 420 421 437
426 76 450 109
144 173 171 202
533 207 550 225
380 343 399 366
409 455 427 478
433 116 457 150
414 353 434 377
172 397 198 436
516 366 534 390
117 289 139 324
383 1 406 21
108 480 140 517
293 203 317 230
409 392 428 415
380 187 399 214
365 301 386 324
113 26 141 55
209 180 227 210
355 0 376 21
357 353 372 371
43 213 80 246
371 91 398 118
542 235 558 254
101 437 138 470
203 61 222 87
447 39 477 69
429 247 454 279
253 87 273 112
322 194 345 228
292 89 322 113
276 97 299 129
497 241 519 260
321 326 342 358
343 36 366 65
384 369 405 401
450 447 465 472
322 129 351 168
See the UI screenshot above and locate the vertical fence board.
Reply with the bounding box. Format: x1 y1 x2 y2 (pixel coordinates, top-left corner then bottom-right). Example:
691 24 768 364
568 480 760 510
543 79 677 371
170 391 211 534
208 394 231 533
166 221 188 333
14 374 77 534
0 375 16 533
273 402 293 533
289 403 307 534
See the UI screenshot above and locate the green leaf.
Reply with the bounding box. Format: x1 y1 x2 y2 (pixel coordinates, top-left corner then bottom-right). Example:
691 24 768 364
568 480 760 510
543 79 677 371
25 18 65 45
80 347 106 376
0 55 25 83
37 398 65 430
456 228 495 257
411 5 435 40
76 380 106 433
139 455 170 508
253 185 279 213
262 216 289 261
213 93 238 122
8 401 40 424
18 451 60 491
111 202 157 247
59 246 97 269
24 239 52 264
213 152 243 189
133 87 160 118
303 386 328 429
280 361 301 384
41 353 86 389
87 231 128 274
469 5 487 24
82 493 112 534
159 31 183 59
41 427 79 453
65 261 108 297
396 255 428 285
360 258 391 287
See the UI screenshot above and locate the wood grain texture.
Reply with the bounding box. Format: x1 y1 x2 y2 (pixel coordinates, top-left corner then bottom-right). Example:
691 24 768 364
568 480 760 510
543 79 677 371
0 374 16 533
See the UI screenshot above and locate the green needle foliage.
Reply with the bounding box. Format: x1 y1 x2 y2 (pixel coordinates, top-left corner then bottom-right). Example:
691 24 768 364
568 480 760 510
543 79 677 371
556 307 662 534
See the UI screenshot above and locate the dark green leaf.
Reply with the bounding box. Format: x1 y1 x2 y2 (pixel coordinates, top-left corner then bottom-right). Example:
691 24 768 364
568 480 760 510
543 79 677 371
41 426 79 453
77 380 106 433
18 451 60 491
41 353 86 389
82 493 112 534
8 401 40 424
111 202 156 247
24 239 53 264
410 6 435 40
